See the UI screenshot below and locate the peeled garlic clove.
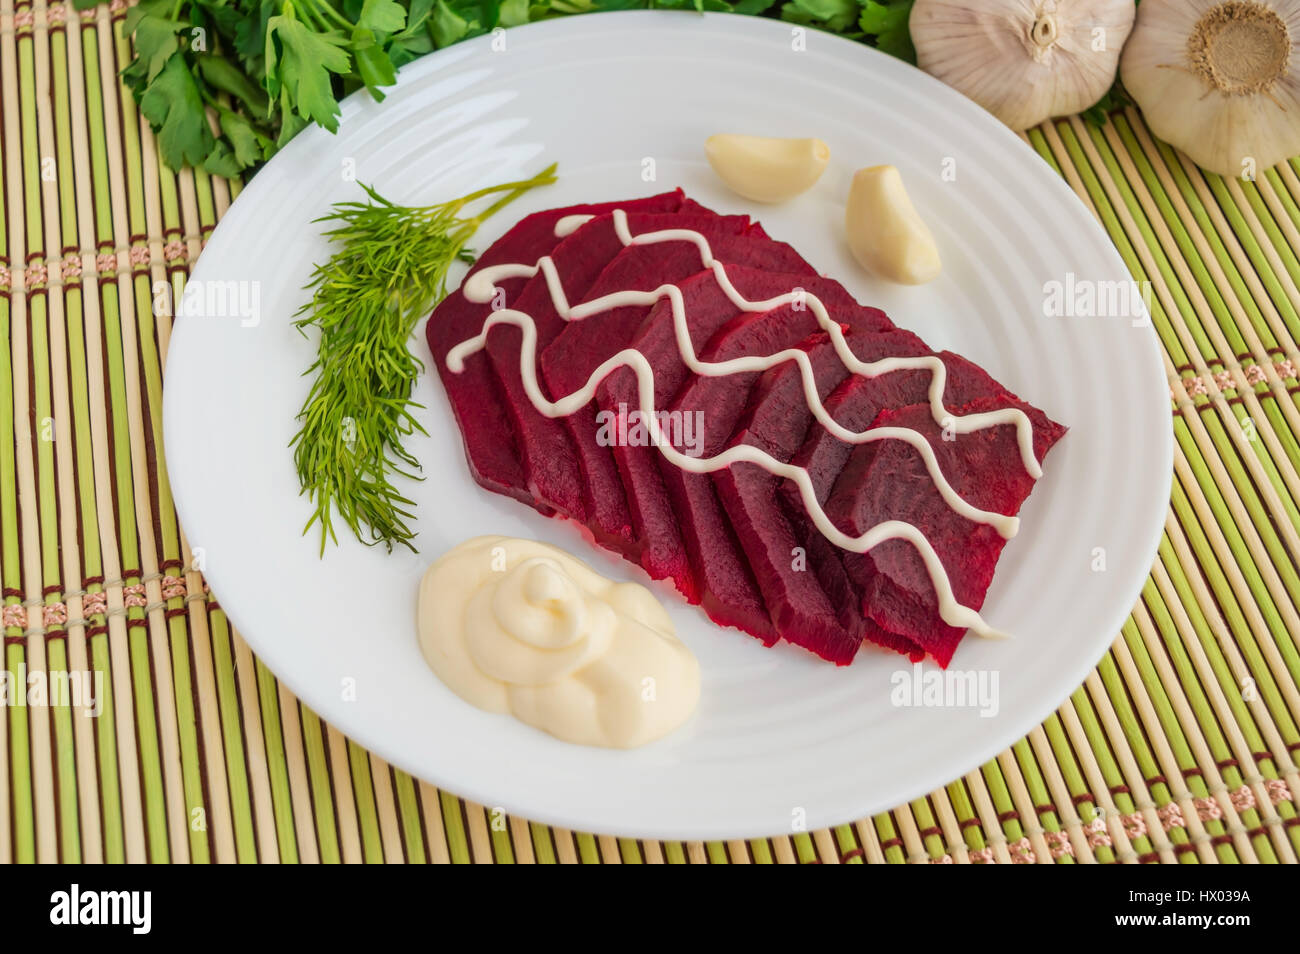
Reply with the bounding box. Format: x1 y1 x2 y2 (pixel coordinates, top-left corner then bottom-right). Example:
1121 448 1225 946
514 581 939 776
910 0 1136 131
705 134 830 203
845 165 942 285
1121 0 1300 179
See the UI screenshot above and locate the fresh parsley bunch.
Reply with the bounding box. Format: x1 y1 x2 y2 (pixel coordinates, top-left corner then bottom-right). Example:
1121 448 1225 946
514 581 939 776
87 0 918 175
84 0 440 176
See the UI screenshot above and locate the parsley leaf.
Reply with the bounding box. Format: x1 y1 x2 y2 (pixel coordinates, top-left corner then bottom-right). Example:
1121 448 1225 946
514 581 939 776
266 9 353 132
358 0 408 33
781 0 859 34
354 33 400 95
431 0 472 45
125 14 185 84
860 0 915 63
139 54 216 169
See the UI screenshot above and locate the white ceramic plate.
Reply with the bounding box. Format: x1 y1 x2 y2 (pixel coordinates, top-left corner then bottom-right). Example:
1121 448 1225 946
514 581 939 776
164 11 1171 839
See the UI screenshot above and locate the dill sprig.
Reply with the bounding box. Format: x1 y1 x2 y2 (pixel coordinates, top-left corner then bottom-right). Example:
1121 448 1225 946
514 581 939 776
291 164 558 554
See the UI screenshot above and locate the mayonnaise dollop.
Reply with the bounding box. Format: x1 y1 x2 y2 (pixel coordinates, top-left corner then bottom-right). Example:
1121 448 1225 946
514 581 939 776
417 536 700 748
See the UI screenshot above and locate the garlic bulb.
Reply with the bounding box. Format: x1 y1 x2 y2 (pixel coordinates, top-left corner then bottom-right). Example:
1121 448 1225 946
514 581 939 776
910 0 1136 130
1121 0 1300 178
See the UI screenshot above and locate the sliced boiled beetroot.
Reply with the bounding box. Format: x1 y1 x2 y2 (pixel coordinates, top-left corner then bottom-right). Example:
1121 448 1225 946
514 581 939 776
540 230 818 596
426 191 686 512
801 532 924 660
825 396 1066 666
777 350 1019 649
431 190 1070 670
710 330 892 663
613 270 891 442
770 343 985 636
484 211 748 537
781 350 1011 519
722 324 946 660
641 283 893 641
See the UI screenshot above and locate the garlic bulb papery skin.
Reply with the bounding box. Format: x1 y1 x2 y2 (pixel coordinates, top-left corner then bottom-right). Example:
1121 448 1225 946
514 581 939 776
1121 0 1300 179
910 0 1136 131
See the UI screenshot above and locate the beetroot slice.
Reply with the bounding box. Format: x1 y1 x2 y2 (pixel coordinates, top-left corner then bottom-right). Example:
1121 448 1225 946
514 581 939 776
782 350 1012 517
720 328 943 661
769 343 993 634
529 221 753 560
643 282 892 642
540 231 818 596
426 191 685 511
711 330 901 663
777 349 1018 658
825 396 1066 666
483 211 745 536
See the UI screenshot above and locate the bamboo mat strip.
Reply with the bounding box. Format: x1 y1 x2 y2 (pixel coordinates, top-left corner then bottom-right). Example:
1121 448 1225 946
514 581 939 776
0 1 16 867
0 1 1297 862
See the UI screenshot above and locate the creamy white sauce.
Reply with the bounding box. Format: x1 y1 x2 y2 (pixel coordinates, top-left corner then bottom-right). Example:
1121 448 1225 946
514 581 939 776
447 210 1043 640
553 213 595 237
417 536 700 748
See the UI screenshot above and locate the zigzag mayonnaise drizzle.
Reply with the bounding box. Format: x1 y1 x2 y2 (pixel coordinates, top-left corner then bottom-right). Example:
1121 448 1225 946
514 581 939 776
448 211 1043 639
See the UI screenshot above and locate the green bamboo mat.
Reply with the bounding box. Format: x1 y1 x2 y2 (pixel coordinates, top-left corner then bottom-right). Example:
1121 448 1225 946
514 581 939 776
1 1 1298 865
